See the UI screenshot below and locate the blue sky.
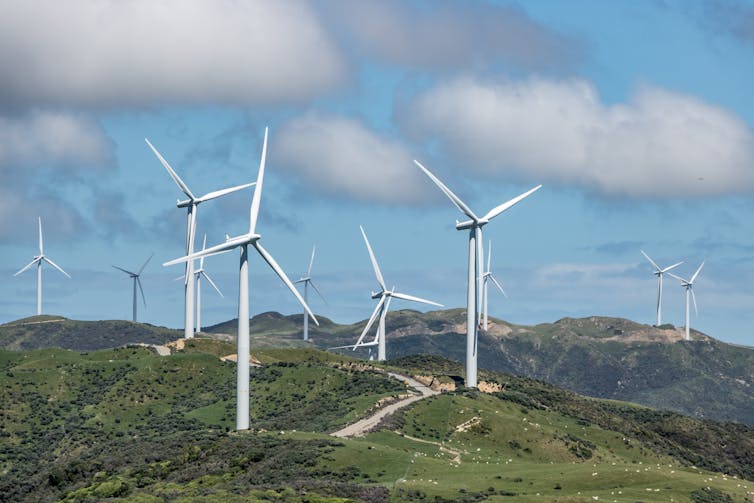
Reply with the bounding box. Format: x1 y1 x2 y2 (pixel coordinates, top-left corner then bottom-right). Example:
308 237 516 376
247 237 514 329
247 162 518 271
2 0 754 345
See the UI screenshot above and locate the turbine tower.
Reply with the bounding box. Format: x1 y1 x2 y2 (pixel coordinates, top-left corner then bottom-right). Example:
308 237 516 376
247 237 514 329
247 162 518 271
164 127 318 431
480 241 507 331
113 253 153 322
351 226 443 361
145 139 253 340
194 234 224 334
640 250 683 326
294 245 326 341
414 160 540 388
14 217 70 315
669 262 704 341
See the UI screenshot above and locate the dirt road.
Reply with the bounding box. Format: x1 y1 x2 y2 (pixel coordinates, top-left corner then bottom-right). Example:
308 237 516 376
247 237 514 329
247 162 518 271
331 372 438 438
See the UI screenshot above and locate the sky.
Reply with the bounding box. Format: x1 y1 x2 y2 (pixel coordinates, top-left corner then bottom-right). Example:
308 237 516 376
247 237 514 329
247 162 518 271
2 0 754 345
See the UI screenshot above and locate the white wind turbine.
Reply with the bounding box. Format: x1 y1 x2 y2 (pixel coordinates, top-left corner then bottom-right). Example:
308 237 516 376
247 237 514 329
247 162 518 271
194 234 224 334
164 127 317 431
669 262 704 341
14 217 70 315
294 245 326 341
640 250 683 326
480 241 507 331
112 253 153 322
145 138 253 340
415 159 541 388
350 226 443 361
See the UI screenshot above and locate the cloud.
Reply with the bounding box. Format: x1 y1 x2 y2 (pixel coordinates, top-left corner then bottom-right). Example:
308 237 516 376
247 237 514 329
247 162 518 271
0 0 346 108
272 113 430 204
325 0 582 72
400 77 754 197
701 0 754 44
0 111 113 169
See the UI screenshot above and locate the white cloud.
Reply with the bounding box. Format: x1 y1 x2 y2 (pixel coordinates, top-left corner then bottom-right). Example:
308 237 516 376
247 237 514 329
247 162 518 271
0 111 113 168
272 113 429 204
326 0 581 71
401 77 754 197
0 0 346 107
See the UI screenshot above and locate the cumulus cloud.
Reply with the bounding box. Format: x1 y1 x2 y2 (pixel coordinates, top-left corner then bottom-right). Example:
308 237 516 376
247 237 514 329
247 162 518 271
325 0 582 72
272 113 430 204
400 77 754 197
0 0 346 108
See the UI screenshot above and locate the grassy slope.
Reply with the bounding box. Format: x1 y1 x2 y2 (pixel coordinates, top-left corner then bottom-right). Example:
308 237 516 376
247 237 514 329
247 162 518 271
2 346 754 502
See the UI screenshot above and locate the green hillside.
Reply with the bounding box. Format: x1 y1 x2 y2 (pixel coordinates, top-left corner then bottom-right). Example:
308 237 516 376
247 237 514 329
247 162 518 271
2 345 754 502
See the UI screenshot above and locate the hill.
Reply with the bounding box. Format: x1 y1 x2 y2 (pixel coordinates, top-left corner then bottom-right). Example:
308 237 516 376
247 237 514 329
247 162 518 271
5 310 754 426
1 346 753 502
0 316 182 351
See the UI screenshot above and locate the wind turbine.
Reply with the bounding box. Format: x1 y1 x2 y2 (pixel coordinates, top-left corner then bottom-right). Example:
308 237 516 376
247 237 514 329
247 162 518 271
294 245 326 341
640 250 683 326
112 253 153 322
480 241 507 331
145 138 253 340
669 262 704 341
351 226 443 361
14 217 70 315
164 127 318 431
194 234 224 334
414 159 541 388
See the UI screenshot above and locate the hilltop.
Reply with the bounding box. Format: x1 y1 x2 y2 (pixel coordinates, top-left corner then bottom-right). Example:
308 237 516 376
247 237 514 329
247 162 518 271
1 345 753 502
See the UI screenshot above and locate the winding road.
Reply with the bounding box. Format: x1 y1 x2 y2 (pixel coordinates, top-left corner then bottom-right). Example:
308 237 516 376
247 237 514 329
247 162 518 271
331 372 438 438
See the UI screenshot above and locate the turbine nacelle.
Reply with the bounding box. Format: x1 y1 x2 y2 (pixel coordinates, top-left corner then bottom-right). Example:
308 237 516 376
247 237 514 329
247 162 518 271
455 218 486 230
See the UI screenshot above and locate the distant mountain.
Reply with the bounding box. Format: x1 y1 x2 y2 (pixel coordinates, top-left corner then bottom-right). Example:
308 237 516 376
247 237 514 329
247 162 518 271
0 315 181 351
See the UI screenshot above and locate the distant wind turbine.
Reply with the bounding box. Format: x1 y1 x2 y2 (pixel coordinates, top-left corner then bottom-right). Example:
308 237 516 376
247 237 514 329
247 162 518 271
350 226 443 361
669 262 705 341
194 234 224 334
294 245 326 341
480 241 507 331
112 253 153 322
14 217 70 315
414 159 541 388
164 127 317 431
145 138 253 340
640 250 683 326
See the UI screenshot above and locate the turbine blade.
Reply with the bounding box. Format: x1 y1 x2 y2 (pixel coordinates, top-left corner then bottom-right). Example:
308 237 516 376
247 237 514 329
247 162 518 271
690 261 705 284
660 261 684 273
391 291 443 307
360 226 386 291
173 274 185 282
253 241 319 326
667 272 685 283
163 236 243 266
489 275 508 298
414 159 479 221
14 258 40 276
199 234 207 269
354 296 386 348
640 250 661 271
202 271 224 298
144 139 195 200
38 217 43 255
487 240 491 273
196 182 255 203
309 280 328 305
690 288 698 317
248 127 268 235
112 265 136 276
138 253 154 275
137 277 147 307
43 257 71 278
481 185 542 222
308 245 316 278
